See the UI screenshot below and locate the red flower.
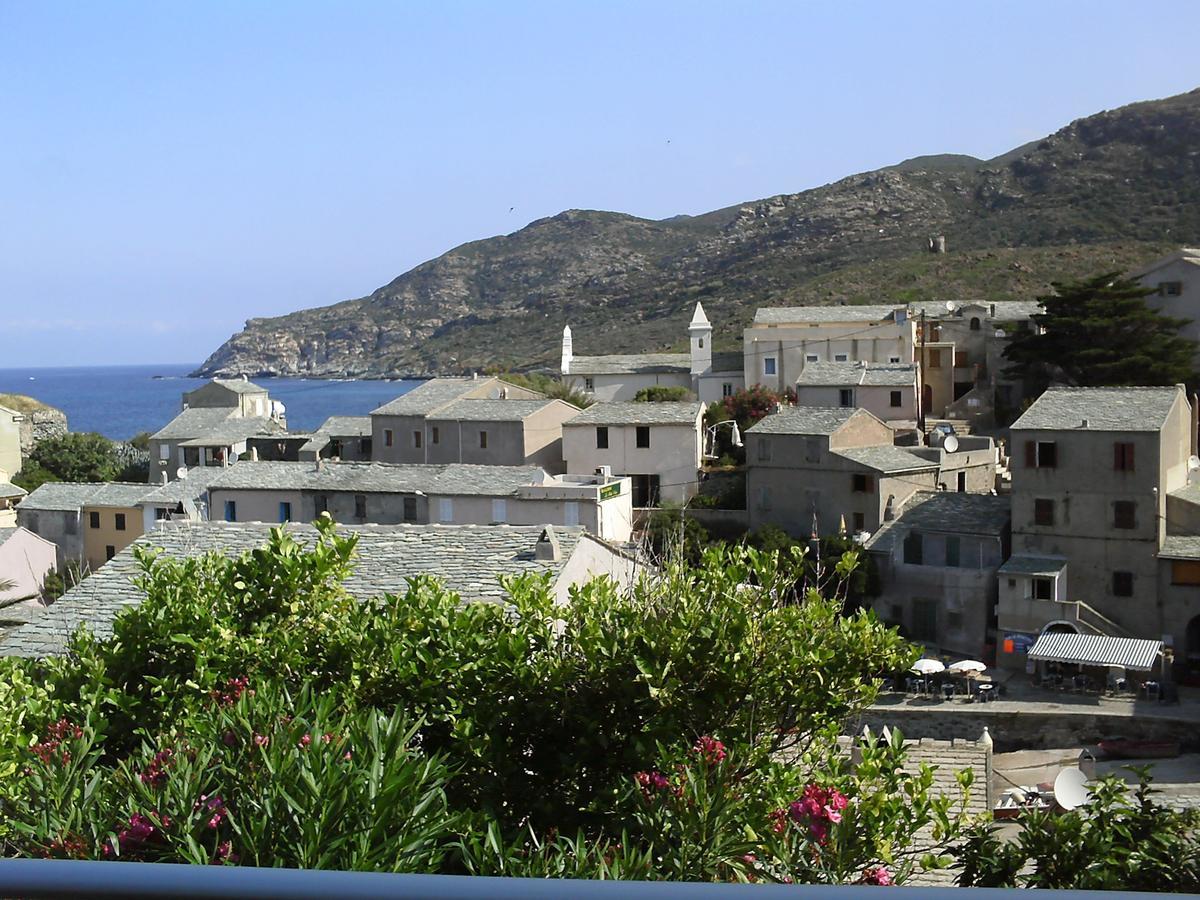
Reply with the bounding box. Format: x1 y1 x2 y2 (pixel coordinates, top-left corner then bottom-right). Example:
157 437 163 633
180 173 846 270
693 736 727 766
860 865 893 886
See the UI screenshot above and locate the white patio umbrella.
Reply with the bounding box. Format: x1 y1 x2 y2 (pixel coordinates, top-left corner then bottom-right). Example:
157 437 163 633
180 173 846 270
947 660 987 674
910 658 945 675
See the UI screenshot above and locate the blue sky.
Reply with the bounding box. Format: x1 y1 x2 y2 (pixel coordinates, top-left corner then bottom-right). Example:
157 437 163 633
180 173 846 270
3 1 1199 367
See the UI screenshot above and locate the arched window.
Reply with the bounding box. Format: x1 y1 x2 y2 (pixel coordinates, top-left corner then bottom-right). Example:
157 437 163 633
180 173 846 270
969 317 981 331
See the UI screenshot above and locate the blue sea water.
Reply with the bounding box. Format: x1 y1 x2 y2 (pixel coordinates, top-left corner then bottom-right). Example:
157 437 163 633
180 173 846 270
0 364 419 441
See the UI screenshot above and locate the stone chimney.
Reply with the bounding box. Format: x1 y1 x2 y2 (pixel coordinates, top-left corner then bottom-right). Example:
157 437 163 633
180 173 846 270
561 326 574 375
535 525 561 562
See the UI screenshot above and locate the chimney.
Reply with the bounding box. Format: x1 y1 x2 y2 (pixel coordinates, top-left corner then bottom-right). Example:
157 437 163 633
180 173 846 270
1081 418 1089 428
160 471 168 485
315 458 324 473
250 446 259 461
535 525 561 561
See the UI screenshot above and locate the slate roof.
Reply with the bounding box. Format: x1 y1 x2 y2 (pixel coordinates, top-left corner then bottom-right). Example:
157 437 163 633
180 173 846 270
0 527 17 547
0 481 27 501
203 461 549 497
1168 482 1200 508
204 378 268 395
709 352 745 374
138 471 216 506
81 483 155 508
997 555 1068 576
18 482 113 511
910 300 1043 322
1160 535 1200 561
313 416 372 437
1011 386 1182 432
0 522 589 658
564 402 704 427
176 417 286 446
371 378 491 416
745 406 862 436
832 445 938 474
754 305 907 325
567 353 690 375
797 361 917 387
430 399 565 422
151 407 239 440
865 492 1011 554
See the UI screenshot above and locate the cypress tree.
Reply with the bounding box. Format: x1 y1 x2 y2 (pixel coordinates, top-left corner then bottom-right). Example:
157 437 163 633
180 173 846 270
1003 272 1196 391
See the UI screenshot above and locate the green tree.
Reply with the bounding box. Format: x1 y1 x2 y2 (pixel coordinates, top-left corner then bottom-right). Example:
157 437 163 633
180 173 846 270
633 386 691 402
1003 273 1197 393
705 385 795 463
27 432 120 483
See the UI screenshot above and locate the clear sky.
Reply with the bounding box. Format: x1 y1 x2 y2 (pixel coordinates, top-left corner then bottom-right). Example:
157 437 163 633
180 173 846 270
3 1 1199 367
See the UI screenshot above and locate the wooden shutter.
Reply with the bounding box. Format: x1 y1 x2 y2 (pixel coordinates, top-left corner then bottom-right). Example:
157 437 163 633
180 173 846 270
1024 440 1036 468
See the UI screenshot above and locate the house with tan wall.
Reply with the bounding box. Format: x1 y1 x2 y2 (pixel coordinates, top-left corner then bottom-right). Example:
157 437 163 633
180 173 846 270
795 361 919 424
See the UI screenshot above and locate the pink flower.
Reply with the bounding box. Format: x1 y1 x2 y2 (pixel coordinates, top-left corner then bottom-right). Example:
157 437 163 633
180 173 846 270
211 840 238 865
693 736 727 766
140 748 174 787
253 733 269 748
861 865 893 886
298 734 312 749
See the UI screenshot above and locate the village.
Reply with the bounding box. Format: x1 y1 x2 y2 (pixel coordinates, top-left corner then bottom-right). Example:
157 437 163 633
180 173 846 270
2 246 1199 841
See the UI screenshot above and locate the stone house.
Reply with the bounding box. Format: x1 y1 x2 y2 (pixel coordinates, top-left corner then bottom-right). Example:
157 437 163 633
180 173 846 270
297 416 373 462
0 526 56 605
1131 247 1200 366
794 361 919 424
561 303 744 404
203 460 634 543
866 492 1011 661
17 482 149 571
561 402 705 507
0 522 648 658
997 385 1199 672
744 407 997 539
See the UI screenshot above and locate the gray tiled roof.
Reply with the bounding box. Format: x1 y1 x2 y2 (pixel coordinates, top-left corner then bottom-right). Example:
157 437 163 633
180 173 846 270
833 445 939 474
204 461 548 497
997 555 1068 576
865 492 1011 554
754 305 907 325
0 522 587 658
0 526 17 547
138 470 216 506
564 402 704 427
910 300 1043 322
371 378 492 416
204 378 268 395
709 352 745 374
176 417 286 446
82 483 155 508
1169 482 1200 507
0 481 27 501
797 361 917 387
430 399 566 422
745 406 862 435
151 407 240 440
1011 386 1182 433
18 482 111 511
313 416 372 437
567 353 690 375
1160 535 1200 561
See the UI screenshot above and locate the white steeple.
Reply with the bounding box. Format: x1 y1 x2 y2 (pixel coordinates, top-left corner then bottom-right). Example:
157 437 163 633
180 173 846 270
560 325 574 375
688 302 712 376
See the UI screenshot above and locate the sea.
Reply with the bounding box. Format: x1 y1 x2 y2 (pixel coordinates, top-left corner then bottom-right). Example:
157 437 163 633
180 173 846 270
0 364 420 441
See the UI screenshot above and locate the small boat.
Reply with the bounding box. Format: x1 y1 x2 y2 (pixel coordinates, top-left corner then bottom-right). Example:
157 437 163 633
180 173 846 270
1097 738 1181 759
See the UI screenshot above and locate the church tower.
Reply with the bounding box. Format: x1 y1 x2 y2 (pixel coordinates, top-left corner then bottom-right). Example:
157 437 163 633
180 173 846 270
689 302 712 376
560 325 574 375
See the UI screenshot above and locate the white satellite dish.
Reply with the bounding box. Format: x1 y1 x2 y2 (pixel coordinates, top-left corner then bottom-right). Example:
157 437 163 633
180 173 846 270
945 301 956 312
943 434 960 453
176 467 189 480
1053 767 1091 811
1188 455 1200 472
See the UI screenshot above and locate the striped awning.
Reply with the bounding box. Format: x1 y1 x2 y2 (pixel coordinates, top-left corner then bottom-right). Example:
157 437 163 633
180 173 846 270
1028 632 1162 671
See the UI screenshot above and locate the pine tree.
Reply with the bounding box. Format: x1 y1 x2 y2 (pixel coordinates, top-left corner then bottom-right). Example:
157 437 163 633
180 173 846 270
1003 272 1197 391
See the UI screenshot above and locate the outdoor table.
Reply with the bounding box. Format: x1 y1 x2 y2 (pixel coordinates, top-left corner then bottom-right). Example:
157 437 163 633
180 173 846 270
1143 681 1160 701
942 682 956 700
977 683 995 703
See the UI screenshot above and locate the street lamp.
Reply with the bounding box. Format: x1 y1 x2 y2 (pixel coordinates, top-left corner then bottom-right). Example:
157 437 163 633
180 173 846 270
703 420 742 460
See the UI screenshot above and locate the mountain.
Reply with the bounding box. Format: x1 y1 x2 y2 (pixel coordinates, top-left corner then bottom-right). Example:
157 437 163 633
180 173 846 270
195 89 1200 378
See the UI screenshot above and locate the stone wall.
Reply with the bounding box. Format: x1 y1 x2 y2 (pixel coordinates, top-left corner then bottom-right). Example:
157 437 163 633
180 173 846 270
23 409 68 456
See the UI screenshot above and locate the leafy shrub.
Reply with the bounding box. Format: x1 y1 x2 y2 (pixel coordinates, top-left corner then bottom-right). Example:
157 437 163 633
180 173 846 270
633 386 692 402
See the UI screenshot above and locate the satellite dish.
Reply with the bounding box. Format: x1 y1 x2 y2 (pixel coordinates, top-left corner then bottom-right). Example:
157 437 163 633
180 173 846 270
1053 767 1090 811
943 434 959 453
945 301 956 312
176 467 189 480
1188 455 1200 472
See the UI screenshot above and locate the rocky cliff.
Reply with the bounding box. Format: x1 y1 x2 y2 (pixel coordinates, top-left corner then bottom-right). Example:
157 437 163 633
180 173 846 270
195 89 1200 378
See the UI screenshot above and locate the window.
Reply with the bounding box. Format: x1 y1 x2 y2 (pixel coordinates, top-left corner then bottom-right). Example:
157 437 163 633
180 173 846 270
438 498 454 522
805 354 819 363
88 511 100 529
224 501 237 522
889 356 901 364
1171 560 1200 585
314 495 328 515
279 502 292 523
115 513 126 531
354 494 367 520
722 383 733 397
1113 500 1136 530
403 496 418 522
159 444 170 461
757 438 772 462
912 599 937 641
945 535 961 568
947 610 964 631
698 337 704 348
903 532 923 565
1113 442 1135 471
927 349 942 368
838 389 854 407
564 501 580 527
1159 281 1183 296
105 545 116 561
491 499 507 523
1034 498 1055 526
852 512 865 532
596 426 609 449
889 390 902 408
479 430 488 449
413 430 422 449
852 473 875 494
432 427 440 445
805 437 820 463
1033 577 1053 601
384 429 394 448
834 353 848 363
155 507 170 521
757 486 771 511
969 317 981 331
632 475 661 508
1024 440 1058 468
954 351 969 368
761 357 776 377
635 426 650 449
957 471 966 493
584 377 594 392
1112 571 1134 597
